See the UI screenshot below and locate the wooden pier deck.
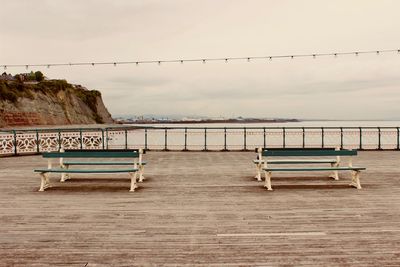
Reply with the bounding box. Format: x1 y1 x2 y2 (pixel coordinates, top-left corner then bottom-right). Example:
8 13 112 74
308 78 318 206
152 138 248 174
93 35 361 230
0 151 400 266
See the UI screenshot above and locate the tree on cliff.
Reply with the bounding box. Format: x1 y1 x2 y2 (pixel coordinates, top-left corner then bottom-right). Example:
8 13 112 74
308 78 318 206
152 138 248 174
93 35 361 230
34 71 44 82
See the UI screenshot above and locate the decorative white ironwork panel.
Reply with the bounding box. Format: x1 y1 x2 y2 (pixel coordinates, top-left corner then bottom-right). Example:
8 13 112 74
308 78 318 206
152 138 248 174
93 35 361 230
60 132 81 150
38 132 59 152
82 131 103 149
0 133 15 155
16 132 37 153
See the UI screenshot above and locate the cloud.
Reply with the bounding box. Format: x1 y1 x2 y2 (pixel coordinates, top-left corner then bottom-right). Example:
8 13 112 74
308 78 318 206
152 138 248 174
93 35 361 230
1 0 400 119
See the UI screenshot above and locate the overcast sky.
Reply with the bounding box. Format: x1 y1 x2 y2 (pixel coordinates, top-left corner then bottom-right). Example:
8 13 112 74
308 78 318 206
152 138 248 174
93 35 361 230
1 0 400 119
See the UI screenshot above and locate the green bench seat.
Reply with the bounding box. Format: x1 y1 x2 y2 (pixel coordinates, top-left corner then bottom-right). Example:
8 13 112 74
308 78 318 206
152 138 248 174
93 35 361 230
263 167 366 172
254 159 337 164
34 168 138 173
63 161 147 166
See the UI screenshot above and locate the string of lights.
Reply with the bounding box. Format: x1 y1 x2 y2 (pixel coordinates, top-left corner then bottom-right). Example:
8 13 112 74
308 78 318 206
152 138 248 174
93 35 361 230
2 48 399 70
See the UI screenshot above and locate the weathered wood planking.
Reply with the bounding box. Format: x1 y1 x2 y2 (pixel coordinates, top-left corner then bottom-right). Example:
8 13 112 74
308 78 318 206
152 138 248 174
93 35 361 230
0 151 400 266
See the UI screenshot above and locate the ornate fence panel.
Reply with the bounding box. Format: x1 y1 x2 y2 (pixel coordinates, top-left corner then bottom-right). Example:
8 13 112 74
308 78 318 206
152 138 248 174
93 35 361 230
0 131 15 156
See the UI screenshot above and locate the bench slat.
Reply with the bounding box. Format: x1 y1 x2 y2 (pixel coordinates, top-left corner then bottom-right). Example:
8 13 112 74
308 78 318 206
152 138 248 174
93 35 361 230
34 168 138 173
254 159 337 164
263 167 365 171
42 151 139 158
65 149 146 154
64 161 147 166
262 149 357 157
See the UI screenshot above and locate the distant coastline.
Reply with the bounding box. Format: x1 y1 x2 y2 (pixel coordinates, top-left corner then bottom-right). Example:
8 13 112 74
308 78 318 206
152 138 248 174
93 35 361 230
119 118 300 124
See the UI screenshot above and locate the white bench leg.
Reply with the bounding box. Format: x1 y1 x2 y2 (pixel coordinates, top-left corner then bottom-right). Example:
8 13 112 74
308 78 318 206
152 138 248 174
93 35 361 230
329 170 339 180
349 171 362 189
138 165 145 182
39 173 51 192
60 165 70 182
263 171 273 191
329 163 339 180
129 172 138 192
255 164 262 181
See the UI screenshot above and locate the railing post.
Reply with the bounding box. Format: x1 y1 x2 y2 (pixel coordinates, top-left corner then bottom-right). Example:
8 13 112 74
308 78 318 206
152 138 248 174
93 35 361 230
101 129 105 149
144 128 148 150
164 128 168 151
79 130 82 149
125 129 128 149
59 130 62 150
302 127 305 148
321 127 324 148
106 129 109 149
36 130 40 153
263 127 266 148
184 127 187 151
397 127 400 150
204 128 207 151
282 127 286 148
340 127 343 149
223 127 227 151
359 127 362 150
243 127 247 151
378 127 382 150
13 130 17 155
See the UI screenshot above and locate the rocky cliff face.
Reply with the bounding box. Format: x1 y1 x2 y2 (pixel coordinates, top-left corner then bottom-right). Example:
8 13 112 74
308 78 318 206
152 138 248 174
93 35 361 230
0 80 114 128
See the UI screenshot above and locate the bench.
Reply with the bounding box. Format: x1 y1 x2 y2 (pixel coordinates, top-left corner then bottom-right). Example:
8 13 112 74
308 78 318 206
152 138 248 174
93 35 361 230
254 148 338 181
256 148 366 190
34 150 145 192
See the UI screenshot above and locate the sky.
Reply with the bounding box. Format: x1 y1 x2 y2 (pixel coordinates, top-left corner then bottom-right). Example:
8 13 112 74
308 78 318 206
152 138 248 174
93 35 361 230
1 0 400 120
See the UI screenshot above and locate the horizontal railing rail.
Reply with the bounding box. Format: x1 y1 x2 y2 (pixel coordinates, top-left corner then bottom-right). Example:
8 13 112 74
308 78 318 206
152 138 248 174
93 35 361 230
1 125 399 156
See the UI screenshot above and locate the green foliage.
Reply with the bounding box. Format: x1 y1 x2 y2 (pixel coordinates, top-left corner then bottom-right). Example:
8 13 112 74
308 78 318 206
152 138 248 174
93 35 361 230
75 88 103 123
0 81 33 103
34 71 44 82
0 81 18 102
31 79 73 95
26 71 36 81
93 113 104 123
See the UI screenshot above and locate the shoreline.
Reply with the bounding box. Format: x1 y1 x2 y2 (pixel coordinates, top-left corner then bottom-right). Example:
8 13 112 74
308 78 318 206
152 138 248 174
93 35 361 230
120 119 300 124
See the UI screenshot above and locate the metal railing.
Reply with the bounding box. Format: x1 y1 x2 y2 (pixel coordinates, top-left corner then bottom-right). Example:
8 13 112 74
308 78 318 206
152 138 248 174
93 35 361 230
1 126 399 156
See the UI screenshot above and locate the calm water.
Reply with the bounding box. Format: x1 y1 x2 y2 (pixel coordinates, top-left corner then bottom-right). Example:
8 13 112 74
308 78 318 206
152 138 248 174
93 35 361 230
126 120 400 128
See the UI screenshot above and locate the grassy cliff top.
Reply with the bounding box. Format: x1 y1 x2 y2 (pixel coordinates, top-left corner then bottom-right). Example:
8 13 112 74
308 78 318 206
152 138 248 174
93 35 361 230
0 79 103 123
0 79 101 103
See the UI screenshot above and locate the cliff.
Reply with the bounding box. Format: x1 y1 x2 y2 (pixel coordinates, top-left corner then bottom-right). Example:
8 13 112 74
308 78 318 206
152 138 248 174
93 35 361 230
0 79 114 128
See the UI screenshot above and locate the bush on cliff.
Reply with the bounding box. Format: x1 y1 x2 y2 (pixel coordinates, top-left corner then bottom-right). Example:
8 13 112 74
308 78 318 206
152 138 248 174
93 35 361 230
0 81 34 103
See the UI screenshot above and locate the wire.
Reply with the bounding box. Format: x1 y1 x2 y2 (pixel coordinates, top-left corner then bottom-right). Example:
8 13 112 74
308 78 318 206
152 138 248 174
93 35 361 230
2 48 399 69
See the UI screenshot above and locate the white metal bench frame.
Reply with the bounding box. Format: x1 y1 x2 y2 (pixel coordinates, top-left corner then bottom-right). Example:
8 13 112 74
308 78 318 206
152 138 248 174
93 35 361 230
254 147 364 190
35 149 145 192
